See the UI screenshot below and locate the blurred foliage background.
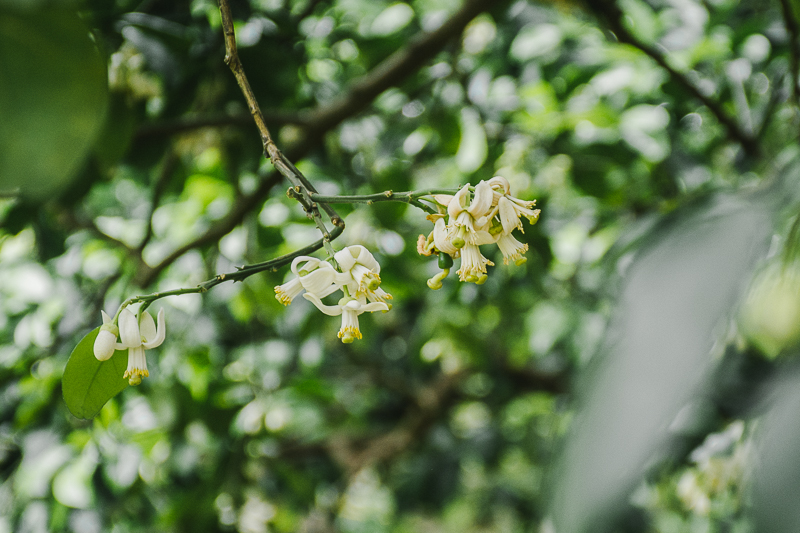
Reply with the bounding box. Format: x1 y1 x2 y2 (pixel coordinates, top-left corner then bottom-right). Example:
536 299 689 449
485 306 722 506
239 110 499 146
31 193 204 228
4 0 800 531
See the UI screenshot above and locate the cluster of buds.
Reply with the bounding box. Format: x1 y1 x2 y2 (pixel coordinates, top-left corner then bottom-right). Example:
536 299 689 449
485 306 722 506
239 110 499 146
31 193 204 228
418 176 540 288
93 307 166 385
274 245 392 343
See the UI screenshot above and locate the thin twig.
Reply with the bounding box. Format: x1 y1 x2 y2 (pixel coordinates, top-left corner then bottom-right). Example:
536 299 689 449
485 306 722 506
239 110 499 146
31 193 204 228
218 0 342 259
119 222 344 316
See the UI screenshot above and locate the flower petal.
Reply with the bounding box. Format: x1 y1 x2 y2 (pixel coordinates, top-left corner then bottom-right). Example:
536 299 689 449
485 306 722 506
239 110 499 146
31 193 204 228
117 308 140 348
467 180 493 217
334 248 357 272
448 184 471 219
290 256 320 275
299 264 337 295
139 311 156 341
433 218 459 255
488 176 510 194
498 197 521 234
302 293 344 316
142 308 166 349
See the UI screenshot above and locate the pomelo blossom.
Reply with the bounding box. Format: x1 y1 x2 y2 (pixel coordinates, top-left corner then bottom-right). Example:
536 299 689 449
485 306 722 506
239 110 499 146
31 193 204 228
274 256 339 305
92 307 166 385
274 245 391 343
303 293 389 343
418 176 540 286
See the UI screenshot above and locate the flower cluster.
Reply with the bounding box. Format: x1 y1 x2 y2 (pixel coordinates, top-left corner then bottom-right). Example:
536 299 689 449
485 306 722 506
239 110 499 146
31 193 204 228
418 176 540 288
274 245 392 343
93 307 166 385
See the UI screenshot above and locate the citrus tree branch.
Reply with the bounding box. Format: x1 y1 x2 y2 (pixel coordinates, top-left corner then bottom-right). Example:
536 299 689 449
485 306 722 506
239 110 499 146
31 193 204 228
133 0 498 287
218 0 342 258
588 0 760 158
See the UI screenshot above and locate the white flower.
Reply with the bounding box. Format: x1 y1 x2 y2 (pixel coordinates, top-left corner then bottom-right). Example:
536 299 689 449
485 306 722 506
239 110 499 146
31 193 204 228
334 245 382 294
486 176 540 234
276 245 392 343
457 243 493 283
303 293 389 343
115 307 166 385
447 182 494 248
495 232 529 265
420 177 540 287
93 310 119 361
275 256 339 305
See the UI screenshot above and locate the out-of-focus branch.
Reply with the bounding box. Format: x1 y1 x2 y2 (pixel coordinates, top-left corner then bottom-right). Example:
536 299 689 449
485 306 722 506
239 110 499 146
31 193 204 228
134 0 498 287
136 148 177 254
132 111 304 140
301 0 500 137
134 172 281 286
588 0 760 158
326 371 466 476
281 363 566 476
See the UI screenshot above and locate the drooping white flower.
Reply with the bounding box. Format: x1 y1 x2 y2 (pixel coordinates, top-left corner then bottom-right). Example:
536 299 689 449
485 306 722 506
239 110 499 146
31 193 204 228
334 245 382 294
457 243 493 284
447 182 494 248
495 232 529 265
420 177 540 287
303 293 389 343
276 245 391 343
485 176 540 234
275 256 339 305
93 310 119 361
115 307 166 385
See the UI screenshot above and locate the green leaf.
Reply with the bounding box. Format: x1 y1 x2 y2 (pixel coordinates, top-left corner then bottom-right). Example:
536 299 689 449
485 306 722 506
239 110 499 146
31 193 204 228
0 7 108 198
551 195 771 532
62 327 129 420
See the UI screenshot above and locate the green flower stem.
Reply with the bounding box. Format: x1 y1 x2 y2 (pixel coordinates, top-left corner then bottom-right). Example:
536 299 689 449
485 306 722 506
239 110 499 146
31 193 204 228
113 223 344 319
308 188 460 214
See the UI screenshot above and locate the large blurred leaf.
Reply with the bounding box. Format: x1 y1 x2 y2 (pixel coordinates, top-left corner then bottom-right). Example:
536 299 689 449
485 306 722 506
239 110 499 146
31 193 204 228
0 8 107 197
62 328 129 420
551 195 770 532
751 370 800 532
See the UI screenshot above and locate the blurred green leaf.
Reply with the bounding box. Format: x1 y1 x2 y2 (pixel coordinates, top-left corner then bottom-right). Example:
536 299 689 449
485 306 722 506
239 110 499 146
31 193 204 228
0 8 107 197
62 327 129 420
752 373 800 532
552 195 770 533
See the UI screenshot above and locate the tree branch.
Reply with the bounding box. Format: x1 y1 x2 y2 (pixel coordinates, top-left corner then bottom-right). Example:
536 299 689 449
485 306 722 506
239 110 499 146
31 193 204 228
589 0 760 158
134 0 498 287
301 0 501 137
132 111 304 140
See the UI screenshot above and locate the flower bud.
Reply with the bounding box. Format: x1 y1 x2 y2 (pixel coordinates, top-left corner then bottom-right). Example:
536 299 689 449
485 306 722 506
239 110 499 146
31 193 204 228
93 329 117 361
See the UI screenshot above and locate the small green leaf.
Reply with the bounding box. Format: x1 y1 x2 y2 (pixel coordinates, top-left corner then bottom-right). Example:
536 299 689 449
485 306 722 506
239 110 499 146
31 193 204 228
62 328 128 419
